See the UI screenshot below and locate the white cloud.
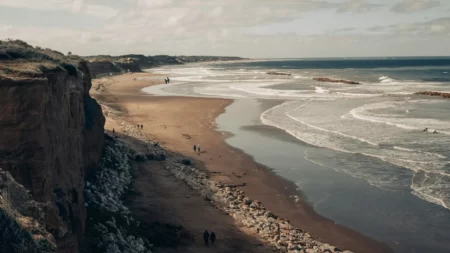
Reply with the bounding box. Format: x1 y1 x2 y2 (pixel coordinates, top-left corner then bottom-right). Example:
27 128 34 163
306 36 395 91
392 0 440 13
336 0 382 13
0 0 118 18
1 0 449 57
367 17 450 35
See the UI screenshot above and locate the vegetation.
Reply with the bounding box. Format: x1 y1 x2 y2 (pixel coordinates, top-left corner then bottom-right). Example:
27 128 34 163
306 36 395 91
0 39 80 77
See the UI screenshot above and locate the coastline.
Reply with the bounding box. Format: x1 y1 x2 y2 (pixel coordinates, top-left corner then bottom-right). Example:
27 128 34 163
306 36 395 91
91 72 392 253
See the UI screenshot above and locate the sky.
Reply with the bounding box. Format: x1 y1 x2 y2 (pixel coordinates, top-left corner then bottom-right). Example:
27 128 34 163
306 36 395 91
0 0 449 58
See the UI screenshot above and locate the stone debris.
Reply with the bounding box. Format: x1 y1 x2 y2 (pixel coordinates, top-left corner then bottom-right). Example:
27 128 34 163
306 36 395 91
84 136 152 253
115 116 354 253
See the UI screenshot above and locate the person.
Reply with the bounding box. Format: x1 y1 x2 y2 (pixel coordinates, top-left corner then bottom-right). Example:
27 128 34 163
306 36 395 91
167 76 170 83
423 127 428 132
112 128 115 134
197 144 201 153
164 78 168 84
203 230 209 246
193 144 197 152
141 124 143 129
433 130 438 134
210 231 216 246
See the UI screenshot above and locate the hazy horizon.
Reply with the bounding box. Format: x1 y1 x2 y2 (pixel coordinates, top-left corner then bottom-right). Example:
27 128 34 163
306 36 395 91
1 0 450 58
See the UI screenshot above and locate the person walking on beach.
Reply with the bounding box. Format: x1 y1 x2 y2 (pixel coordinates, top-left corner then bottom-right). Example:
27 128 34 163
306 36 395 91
203 230 209 246
167 76 170 83
210 231 216 246
141 124 143 129
197 144 201 154
164 78 168 84
193 144 197 152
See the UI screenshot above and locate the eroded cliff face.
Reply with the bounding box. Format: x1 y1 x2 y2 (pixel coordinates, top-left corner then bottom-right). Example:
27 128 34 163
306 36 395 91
0 60 105 252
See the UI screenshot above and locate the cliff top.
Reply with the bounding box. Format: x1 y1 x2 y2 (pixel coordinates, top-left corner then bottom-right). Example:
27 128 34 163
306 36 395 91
0 40 81 78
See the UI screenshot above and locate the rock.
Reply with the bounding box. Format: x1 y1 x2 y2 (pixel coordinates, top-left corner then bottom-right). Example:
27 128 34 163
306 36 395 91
277 240 289 246
267 71 292 76
181 159 192 166
0 169 57 252
414 91 450 99
145 153 155 160
156 153 166 161
265 211 277 218
134 154 147 161
0 45 105 253
313 77 360 84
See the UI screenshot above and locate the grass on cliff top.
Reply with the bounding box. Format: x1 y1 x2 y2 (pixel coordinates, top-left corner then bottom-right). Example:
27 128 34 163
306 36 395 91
0 39 81 78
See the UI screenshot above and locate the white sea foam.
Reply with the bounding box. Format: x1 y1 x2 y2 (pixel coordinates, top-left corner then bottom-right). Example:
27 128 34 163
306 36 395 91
315 87 329 93
379 75 394 83
144 64 450 210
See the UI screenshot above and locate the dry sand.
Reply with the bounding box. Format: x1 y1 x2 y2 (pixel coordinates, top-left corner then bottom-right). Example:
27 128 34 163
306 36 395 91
91 72 392 253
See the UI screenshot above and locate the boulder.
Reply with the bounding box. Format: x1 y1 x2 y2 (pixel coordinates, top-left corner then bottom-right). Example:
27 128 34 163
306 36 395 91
156 153 166 161
134 154 147 161
181 159 192 166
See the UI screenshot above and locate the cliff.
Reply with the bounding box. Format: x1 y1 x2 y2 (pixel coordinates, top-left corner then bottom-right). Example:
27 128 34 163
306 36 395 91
0 40 105 252
85 54 245 77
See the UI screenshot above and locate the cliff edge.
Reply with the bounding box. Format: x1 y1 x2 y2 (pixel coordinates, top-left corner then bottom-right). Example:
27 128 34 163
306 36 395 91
0 40 105 252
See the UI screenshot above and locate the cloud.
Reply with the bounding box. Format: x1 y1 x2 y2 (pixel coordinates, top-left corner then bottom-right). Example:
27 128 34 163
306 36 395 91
336 0 383 13
391 0 440 13
2 0 448 57
367 17 450 35
0 0 119 18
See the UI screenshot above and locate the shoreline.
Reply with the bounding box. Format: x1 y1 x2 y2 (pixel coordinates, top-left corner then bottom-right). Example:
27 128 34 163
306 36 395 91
91 72 392 253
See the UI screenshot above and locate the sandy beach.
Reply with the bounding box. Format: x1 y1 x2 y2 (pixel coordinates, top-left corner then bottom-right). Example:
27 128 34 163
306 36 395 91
91 72 392 253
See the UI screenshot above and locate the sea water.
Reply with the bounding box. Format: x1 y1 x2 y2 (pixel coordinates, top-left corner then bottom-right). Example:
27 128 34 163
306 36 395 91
142 58 450 252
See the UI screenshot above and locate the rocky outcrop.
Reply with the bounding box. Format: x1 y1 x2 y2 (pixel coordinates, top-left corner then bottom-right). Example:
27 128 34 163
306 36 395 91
313 77 360 85
267 72 292 76
414 91 450 99
0 169 56 253
0 40 105 252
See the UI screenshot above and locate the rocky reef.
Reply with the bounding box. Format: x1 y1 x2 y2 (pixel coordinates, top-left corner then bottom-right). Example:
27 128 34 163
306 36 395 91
267 71 292 76
0 40 105 252
313 77 360 85
414 91 450 98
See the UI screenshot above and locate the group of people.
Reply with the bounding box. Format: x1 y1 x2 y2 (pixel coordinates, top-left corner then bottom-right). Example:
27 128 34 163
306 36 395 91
193 144 201 153
164 76 170 84
203 230 216 246
137 124 144 129
423 127 438 134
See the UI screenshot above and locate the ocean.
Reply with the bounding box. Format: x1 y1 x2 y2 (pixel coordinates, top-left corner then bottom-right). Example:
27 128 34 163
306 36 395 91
143 58 450 253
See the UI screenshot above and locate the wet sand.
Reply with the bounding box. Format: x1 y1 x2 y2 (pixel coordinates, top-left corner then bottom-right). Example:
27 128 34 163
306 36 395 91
91 72 392 253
